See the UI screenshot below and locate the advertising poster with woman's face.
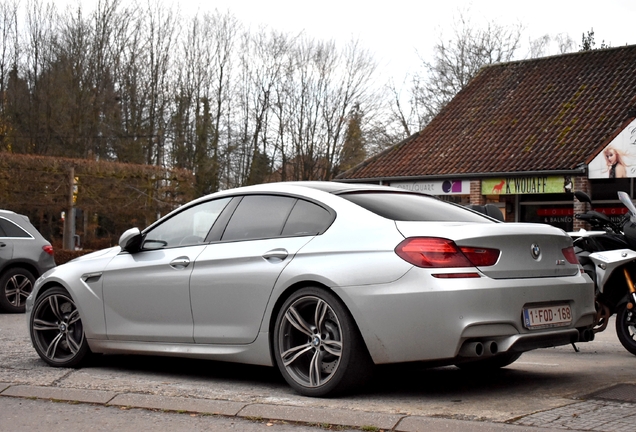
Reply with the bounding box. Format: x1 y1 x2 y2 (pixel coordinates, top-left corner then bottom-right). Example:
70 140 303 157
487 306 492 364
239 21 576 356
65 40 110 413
589 119 636 178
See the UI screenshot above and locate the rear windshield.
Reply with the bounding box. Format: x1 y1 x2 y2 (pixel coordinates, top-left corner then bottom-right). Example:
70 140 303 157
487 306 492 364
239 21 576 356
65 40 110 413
340 192 493 222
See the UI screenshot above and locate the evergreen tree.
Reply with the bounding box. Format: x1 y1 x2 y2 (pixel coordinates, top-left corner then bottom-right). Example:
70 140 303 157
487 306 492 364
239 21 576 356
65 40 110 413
338 104 366 175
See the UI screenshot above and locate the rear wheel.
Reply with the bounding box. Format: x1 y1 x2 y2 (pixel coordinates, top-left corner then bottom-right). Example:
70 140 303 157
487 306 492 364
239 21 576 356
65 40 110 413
456 352 522 371
615 304 636 356
0 268 35 313
273 287 373 397
29 287 91 367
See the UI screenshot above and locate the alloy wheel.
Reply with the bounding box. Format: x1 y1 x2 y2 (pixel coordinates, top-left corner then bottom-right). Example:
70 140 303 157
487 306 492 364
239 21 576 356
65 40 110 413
31 288 88 367
5 272 33 307
278 295 343 388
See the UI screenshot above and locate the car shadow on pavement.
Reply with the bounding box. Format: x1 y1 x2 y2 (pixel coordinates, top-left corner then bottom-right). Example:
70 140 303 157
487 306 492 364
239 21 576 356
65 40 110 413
86 353 287 386
362 359 579 398
75 352 580 399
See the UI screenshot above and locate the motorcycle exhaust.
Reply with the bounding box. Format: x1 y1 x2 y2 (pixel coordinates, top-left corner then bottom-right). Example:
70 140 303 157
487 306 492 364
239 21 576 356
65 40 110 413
578 328 595 342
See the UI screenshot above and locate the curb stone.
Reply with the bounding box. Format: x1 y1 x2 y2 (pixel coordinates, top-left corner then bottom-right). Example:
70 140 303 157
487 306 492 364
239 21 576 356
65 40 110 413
0 382 609 431
237 403 404 430
109 393 246 416
2 384 117 404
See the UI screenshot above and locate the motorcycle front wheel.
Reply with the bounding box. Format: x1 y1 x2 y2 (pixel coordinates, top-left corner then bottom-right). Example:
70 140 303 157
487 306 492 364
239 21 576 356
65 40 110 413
615 303 636 356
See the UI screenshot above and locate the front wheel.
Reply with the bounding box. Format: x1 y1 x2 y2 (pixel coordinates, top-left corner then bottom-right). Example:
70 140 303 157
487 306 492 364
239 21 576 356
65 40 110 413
615 303 636 356
29 287 91 367
273 287 373 397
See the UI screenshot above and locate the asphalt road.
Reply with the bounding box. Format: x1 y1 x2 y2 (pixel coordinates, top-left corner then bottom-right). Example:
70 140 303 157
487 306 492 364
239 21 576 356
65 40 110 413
1 311 635 431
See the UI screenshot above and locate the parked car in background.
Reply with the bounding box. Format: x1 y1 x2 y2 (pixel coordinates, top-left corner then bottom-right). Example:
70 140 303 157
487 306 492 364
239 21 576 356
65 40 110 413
26 182 595 397
0 210 56 313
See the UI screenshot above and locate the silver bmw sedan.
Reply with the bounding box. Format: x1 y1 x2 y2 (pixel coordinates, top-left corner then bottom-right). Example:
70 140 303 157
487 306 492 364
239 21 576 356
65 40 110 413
26 181 596 397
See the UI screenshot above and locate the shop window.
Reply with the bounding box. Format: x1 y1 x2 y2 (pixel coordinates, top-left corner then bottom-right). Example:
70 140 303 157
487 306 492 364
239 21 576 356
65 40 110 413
590 179 631 200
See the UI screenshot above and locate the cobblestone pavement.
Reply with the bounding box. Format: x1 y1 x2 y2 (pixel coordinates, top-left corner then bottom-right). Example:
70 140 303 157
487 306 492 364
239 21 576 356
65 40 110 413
514 400 636 432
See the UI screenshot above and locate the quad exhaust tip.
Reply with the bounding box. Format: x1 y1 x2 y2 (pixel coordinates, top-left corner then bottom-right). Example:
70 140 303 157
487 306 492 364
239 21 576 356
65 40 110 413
459 341 499 357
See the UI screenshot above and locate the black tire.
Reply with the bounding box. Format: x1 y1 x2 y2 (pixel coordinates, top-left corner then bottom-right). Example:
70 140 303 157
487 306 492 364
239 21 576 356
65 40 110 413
0 267 35 313
273 287 373 397
456 352 522 371
29 287 91 368
615 304 636 356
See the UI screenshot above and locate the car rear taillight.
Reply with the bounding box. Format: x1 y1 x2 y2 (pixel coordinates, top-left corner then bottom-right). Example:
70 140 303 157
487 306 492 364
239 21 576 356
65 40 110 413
459 246 500 267
395 237 499 268
42 245 54 256
561 246 578 264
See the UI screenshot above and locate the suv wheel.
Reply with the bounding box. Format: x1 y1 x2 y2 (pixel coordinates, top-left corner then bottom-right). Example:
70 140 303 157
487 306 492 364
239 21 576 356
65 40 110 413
0 267 35 313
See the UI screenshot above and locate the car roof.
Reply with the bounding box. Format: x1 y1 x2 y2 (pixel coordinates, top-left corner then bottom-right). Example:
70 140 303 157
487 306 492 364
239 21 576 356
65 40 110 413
284 181 400 194
0 209 30 223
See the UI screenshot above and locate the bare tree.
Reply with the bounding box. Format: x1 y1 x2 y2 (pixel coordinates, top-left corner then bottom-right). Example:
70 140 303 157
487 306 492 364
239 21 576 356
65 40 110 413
0 0 20 154
321 38 376 179
0 0 18 117
411 12 523 129
556 33 576 54
172 9 238 194
236 27 291 186
528 33 576 58
529 34 551 58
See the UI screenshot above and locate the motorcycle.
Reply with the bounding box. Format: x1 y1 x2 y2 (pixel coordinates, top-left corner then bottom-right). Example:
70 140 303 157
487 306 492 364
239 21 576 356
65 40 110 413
570 190 636 355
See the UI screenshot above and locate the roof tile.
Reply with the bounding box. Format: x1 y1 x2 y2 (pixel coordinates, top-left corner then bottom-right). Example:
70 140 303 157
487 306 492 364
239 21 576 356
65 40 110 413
339 45 636 180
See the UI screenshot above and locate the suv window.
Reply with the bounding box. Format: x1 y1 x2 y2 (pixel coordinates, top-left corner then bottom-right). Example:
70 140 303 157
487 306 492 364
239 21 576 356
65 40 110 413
340 192 492 222
0 217 32 238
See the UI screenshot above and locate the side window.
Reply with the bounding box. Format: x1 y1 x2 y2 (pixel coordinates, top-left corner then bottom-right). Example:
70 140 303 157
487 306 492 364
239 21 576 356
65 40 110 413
0 218 31 238
282 199 333 236
222 195 296 241
144 197 231 249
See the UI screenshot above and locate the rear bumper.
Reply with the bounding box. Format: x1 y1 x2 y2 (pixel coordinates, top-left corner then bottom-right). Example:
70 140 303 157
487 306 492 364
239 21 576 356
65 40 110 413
336 268 596 364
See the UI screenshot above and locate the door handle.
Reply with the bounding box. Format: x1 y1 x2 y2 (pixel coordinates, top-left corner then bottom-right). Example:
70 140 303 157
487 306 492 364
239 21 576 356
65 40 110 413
170 257 190 269
263 249 289 263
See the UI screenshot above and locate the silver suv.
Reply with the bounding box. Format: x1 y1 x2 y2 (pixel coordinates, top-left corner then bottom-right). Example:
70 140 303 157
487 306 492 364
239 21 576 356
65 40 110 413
0 210 56 313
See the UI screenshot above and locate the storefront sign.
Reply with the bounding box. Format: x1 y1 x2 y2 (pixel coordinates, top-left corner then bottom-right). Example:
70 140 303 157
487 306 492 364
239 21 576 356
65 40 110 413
390 180 470 195
482 176 574 195
588 118 636 178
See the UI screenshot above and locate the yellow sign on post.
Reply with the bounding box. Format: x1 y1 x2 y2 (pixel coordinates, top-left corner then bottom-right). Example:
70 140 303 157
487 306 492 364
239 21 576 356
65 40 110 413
73 176 79 204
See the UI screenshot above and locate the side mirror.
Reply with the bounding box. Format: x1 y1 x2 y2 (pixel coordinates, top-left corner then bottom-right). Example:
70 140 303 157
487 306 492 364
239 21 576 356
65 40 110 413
119 227 142 253
574 191 592 204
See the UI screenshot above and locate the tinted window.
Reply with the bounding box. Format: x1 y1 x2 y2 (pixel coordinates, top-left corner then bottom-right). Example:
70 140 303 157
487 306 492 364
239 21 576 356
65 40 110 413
222 196 296 241
144 197 231 248
340 192 492 222
282 199 333 236
0 218 32 238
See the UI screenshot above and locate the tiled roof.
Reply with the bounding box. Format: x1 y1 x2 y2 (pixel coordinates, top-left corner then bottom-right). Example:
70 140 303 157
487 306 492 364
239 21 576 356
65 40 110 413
338 45 636 180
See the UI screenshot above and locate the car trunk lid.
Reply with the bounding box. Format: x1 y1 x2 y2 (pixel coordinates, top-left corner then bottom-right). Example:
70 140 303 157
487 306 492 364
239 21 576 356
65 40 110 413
395 221 579 279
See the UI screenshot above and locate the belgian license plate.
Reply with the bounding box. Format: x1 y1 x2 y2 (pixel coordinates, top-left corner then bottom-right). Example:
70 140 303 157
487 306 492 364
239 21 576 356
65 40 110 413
523 304 572 329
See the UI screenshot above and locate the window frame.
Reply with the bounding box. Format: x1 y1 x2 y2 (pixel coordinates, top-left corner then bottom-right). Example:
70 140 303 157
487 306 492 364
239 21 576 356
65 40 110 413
214 193 336 243
0 217 33 239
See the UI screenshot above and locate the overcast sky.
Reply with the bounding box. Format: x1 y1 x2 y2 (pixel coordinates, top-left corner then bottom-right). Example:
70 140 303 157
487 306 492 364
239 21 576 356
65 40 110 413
178 0 636 81
57 0 636 83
